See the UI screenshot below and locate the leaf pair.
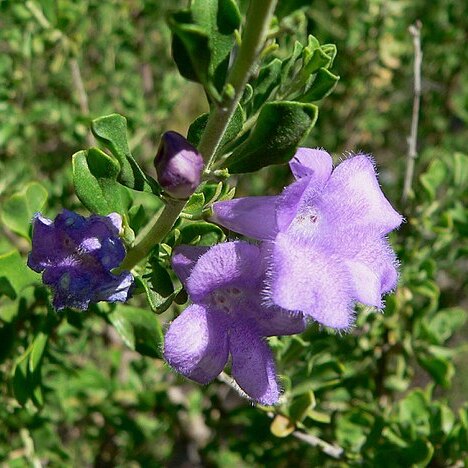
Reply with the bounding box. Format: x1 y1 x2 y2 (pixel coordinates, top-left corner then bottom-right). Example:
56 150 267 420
72 114 159 216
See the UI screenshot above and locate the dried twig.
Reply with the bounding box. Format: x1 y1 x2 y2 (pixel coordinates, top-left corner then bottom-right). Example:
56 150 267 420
402 21 423 202
217 372 344 460
26 1 94 146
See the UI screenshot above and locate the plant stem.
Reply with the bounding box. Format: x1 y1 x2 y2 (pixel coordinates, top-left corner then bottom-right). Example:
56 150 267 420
198 0 278 170
118 199 185 271
119 0 277 270
402 21 422 202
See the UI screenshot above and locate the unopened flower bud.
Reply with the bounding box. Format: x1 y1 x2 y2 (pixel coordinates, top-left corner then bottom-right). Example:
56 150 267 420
154 131 204 199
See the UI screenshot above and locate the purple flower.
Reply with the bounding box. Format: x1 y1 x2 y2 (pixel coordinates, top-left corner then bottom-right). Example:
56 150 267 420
212 148 403 330
28 209 133 310
154 131 204 199
164 242 306 405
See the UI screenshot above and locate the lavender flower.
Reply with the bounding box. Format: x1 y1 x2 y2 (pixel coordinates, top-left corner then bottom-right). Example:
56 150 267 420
212 148 403 330
28 209 133 310
164 242 306 405
154 131 204 199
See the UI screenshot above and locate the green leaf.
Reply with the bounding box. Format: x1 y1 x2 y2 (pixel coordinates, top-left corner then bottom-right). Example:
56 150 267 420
183 192 205 217
12 352 30 406
179 221 224 246
91 114 159 193
1 182 48 239
297 68 340 102
108 305 164 358
289 391 316 423
426 308 467 344
225 101 318 173
72 148 126 215
187 104 245 150
169 0 241 95
251 58 282 111
0 250 39 299
29 332 48 374
420 159 448 200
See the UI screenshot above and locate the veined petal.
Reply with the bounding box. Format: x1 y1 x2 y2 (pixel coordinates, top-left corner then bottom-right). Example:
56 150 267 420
269 233 355 330
322 155 403 235
187 242 262 301
212 196 279 241
164 304 229 384
172 245 211 286
289 147 333 182
229 321 280 405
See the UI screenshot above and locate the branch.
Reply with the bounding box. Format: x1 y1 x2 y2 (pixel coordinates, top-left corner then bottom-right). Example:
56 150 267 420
197 0 278 170
402 21 423 202
217 373 344 460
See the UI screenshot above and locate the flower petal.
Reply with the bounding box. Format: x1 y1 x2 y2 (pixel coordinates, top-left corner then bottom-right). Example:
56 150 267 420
172 245 211 286
289 147 333 182
187 242 263 301
42 264 93 310
269 233 355 329
164 304 229 384
212 196 279 240
229 321 280 405
93 271 133 304
322 155 403 235
28 213 60 271
254 305 307 337
276 177 310 232
343 236 399 307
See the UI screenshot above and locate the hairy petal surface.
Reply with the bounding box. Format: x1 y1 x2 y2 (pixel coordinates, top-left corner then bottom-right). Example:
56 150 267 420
229 321 280 405
270 233 355 329
289 147 333 183
164 305 229 384
172 245 211 286
187 242 262 301
321 155 402 235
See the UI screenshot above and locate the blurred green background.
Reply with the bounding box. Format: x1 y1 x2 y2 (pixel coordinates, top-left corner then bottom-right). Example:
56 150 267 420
0 0 467 466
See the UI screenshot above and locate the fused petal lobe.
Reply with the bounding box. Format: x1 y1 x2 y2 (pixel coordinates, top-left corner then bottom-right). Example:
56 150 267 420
212 196 279 241
270 233 355 329
229 321 280 405
164 305 229 384
187 242 263 301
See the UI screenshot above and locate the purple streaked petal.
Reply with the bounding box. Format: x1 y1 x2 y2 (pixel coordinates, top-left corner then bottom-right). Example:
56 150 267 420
187 242 262 301
171 245 211 286
229 321 280 405
322 155 403 235
289 147 333 183
94 271 133 304
270 233 355 329
164 304 229 384
212 196 279 240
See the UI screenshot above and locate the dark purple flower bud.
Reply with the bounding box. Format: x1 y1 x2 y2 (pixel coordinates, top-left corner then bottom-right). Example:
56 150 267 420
154 131 204 199
28 209 133 310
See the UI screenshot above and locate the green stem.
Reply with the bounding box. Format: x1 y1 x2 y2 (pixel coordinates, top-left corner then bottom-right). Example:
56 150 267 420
119 0 277 271
118 199 185 271
198 0 278 170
